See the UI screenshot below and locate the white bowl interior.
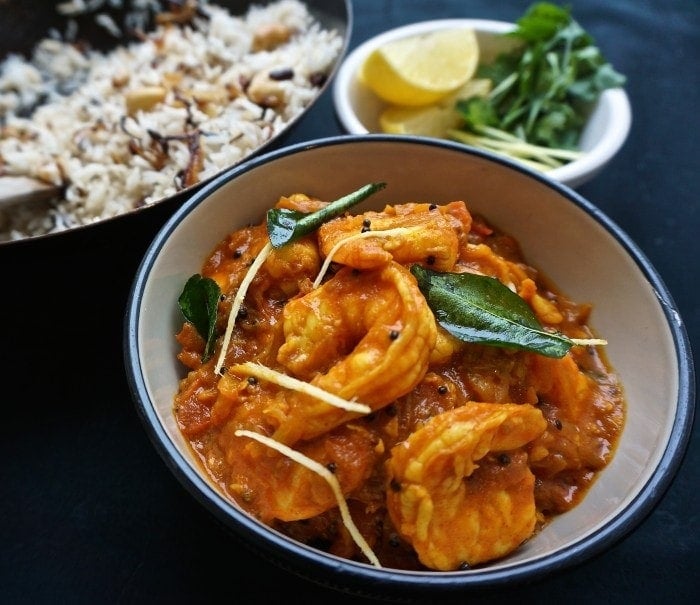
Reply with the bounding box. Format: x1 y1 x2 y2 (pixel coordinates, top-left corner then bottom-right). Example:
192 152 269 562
134 139 677 573
332 19 632 188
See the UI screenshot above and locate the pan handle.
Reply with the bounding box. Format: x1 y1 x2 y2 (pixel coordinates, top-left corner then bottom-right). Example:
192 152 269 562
0 176 60 209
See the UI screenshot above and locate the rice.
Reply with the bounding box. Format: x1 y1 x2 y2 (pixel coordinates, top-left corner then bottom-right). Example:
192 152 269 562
0 0 343 241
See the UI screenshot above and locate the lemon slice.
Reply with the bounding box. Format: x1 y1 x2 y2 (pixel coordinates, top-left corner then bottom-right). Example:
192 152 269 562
361 28 479 107
379 78 492 136
379 104 461 136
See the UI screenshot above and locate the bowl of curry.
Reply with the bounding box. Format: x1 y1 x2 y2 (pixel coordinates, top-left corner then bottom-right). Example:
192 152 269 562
125 135 694 599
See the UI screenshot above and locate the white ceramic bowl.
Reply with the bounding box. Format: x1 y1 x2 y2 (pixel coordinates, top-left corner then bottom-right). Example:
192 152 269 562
125 136 693 600
333 20 632 188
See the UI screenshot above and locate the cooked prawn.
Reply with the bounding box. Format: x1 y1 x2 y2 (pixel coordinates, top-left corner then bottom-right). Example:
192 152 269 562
386 402 547 570
177 360 382 526
317 201 471 271
273 261 437 444
221 417 379 523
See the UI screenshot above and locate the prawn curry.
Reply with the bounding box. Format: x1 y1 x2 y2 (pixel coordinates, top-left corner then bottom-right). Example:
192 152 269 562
173 186 625 571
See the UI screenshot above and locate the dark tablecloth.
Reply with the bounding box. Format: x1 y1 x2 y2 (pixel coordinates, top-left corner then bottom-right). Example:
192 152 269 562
2 1 698 603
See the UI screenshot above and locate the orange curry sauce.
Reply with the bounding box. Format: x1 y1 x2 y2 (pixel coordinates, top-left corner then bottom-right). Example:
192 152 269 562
173 195 625 571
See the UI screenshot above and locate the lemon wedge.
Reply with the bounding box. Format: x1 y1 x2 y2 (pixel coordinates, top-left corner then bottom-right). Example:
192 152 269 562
379 78 492 136
360 28 479 107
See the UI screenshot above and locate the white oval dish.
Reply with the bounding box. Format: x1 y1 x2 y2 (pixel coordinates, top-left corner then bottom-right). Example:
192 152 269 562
333 19 632 188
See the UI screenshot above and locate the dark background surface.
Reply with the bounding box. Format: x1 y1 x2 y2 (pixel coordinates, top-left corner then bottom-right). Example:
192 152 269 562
1 0 698 603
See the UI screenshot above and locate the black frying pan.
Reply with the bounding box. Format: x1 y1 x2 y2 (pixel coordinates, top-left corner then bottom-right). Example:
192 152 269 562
0 0 351 245
1 1 351 57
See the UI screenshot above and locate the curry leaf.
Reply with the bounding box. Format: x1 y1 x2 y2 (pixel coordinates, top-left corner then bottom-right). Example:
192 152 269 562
266 182 386 248
411 265 573 358
177 274 221 362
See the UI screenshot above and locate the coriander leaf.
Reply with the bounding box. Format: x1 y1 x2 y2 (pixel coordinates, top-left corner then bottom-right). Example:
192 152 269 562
453 1 626 162
177 274 221 362
266 182 386 248
514 2 571 42
591 62 627 91
411 265 572 358
456 97 500 130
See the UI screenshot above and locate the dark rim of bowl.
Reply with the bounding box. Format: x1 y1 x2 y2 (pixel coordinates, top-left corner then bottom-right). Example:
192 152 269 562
124 135 695 599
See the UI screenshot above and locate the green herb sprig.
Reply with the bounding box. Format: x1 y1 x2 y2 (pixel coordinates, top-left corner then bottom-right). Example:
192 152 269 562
452 2 626 171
